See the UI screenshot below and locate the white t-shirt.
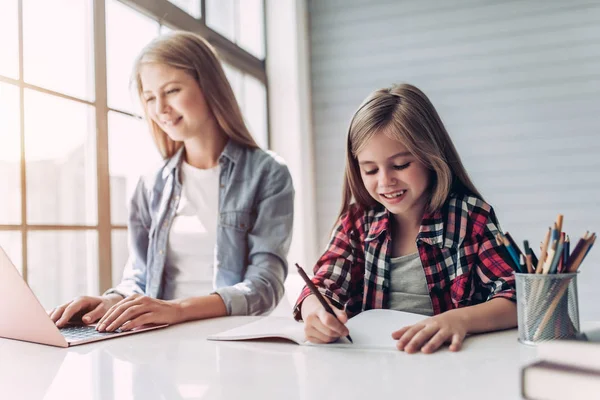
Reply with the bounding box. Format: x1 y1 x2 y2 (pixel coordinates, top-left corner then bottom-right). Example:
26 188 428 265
162 162 220 300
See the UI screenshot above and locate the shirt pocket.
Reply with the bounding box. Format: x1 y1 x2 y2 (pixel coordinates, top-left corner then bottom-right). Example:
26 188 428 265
218 210 254 275
220 210 254 232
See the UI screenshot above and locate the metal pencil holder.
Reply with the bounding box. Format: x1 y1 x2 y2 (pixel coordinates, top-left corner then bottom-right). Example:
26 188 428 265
514 272 580 345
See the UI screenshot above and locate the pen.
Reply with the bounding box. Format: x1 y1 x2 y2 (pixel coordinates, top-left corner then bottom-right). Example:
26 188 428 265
295 263 353 343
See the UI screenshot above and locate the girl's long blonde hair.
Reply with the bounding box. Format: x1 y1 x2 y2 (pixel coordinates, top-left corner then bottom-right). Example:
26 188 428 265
338 83 482 221
131 31 258 158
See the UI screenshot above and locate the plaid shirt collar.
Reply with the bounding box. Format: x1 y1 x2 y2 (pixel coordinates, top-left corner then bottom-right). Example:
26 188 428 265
364 205 448 249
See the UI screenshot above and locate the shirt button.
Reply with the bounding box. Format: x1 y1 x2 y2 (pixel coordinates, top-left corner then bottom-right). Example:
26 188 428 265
159 250 164 255
220 184 225 189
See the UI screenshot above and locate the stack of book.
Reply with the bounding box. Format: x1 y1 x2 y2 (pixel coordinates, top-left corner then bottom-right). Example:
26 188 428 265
521 336 600 400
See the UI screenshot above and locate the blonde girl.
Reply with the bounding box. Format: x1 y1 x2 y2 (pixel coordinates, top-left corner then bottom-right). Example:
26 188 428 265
295 83 516 354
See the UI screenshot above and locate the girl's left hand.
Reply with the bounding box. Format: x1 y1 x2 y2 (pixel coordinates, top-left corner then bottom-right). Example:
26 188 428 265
391 310 467 354
96 294 182 332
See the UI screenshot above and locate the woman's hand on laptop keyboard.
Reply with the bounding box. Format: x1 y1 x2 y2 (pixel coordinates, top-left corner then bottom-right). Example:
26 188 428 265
49 294 124 328
96 294 182 332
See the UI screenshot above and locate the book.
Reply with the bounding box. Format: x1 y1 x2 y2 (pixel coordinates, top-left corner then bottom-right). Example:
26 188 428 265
521 334 600 400
536 337 600 371
521 360 600 400
207 309 426 349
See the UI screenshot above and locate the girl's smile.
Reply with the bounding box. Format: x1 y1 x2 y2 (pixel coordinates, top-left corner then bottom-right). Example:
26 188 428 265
357 132 430 219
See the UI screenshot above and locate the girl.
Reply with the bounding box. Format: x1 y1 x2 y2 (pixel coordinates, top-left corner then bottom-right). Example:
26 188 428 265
51 32 294 331
294 84 516 354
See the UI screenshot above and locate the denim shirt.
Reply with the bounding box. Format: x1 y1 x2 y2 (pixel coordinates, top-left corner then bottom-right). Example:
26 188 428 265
106 140 294 316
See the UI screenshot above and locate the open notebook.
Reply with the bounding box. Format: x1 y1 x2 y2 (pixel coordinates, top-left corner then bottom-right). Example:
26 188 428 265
208 309 426 349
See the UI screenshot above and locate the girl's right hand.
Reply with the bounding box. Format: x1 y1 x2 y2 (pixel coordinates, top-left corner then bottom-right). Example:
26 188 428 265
49 294 124 328
300 294 349 343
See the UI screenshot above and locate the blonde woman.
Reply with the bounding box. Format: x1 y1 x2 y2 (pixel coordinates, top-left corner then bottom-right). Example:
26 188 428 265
51 32 294 331
295 84 516 353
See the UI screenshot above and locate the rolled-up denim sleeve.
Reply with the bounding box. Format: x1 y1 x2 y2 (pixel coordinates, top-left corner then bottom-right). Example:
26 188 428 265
214 162 294 315
104 177 151 298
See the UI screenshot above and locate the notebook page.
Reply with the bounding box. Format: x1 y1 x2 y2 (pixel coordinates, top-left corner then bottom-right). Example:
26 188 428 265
311 309 426 349
207 317 306 344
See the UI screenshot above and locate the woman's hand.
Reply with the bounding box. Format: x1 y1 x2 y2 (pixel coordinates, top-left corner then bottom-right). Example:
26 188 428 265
391 309 467 354
96 294 182 332
301 294 349 344
50 294 123 328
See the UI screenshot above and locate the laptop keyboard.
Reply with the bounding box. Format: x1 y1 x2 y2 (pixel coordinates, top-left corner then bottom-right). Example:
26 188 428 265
60 325 123 342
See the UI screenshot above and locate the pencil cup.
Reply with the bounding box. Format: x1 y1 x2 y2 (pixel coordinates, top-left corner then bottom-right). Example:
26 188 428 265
514 272 580 345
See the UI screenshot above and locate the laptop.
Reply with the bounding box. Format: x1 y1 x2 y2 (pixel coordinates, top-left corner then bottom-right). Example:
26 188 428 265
0 246 168 347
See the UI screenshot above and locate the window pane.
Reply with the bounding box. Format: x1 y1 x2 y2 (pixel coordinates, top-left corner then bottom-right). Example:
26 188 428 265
243 75 268 148
106 0 159 113
238 0 265 59
108 111 161 225
0 0 19 79
111 229 128 288
206 0 235 41
0 82 21 224
24 90 97 225
168 0 201 19
222 62 243 105
23 0 94 101
160 25 173 35
28 231 98 310
0 232 22 275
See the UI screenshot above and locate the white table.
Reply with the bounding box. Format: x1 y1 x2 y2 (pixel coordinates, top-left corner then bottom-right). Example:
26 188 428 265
0 316 563 400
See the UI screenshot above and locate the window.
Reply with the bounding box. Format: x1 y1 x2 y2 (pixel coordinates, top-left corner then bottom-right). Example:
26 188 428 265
106 0 159 114
206 0 235 41
0 82 21 225
28 231 98 308
242 74 268 149
0 232 21 275
24 90 97 226
23 0 94 101
223 63 269 148
0 1 19 79
168 0 201 19
0 0 268 308
206 0 265 59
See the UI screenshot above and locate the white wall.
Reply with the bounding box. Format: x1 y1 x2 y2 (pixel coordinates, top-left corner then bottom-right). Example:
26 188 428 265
308 0 600 320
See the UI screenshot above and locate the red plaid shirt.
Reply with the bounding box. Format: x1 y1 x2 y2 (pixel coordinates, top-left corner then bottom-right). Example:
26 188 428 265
294 193 516 320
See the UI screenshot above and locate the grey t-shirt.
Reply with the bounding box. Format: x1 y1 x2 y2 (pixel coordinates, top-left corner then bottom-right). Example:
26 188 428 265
388 252 434 316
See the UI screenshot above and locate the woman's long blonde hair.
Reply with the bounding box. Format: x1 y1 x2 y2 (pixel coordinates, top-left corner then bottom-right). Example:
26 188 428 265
131 31 258 158
338 83 482 221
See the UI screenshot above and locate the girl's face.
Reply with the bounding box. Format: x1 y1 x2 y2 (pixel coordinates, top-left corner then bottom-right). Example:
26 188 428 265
356 132 431 218
140 63 213 142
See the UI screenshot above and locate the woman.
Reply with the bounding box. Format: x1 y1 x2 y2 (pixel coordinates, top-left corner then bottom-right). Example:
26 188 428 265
51 31 294 332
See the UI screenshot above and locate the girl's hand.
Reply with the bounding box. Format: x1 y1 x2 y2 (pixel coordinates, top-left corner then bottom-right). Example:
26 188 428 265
96 294 182 332
50 294 123 328
301 295 349 344
391 309 467 354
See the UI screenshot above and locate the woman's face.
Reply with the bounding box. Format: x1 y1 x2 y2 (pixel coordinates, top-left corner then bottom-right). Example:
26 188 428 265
356 131 431 219
140 63 213 142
